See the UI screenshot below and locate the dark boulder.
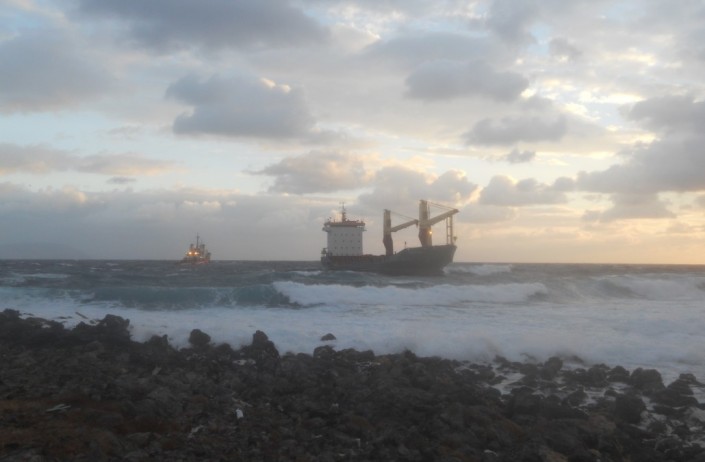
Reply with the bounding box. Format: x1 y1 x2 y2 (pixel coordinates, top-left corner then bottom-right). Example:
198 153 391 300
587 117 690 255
652 378 699 408
188 328 211 348
629 368 665 395
614 393 646 424
540 356 563 380
241 330 280 371
73 314 131 346
607 365 631 383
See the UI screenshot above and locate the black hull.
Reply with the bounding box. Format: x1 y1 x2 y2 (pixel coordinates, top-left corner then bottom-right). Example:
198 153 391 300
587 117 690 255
321 245 456 276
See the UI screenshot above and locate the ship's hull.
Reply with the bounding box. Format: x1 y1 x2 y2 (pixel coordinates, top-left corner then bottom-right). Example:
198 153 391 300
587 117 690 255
321 244 456 276
180 256 210 265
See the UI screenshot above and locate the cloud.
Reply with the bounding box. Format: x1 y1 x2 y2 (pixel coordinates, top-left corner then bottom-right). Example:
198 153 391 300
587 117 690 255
73 0 328 52
486 0 540 44
166 75 316 139
358 167 477 213
465 115 568 145
363 32 508 70
479 175 567 206
696 195 705 209
0 143 174 176
501 148 536 164
77 154 174 176
253 151 372 194
549 37 583 61
582 193 675 222
0 182 92 214
577 134 705 194
0 28 113 112
0 184 340 259
107 177 137 185
622 94 705 134
0 144 73 174
577 96 705 194
460 203 518 224
404 59 528 102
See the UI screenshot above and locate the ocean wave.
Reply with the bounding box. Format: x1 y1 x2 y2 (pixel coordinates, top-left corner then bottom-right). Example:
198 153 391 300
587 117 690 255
594 274 705 301
272 281 547 307
446 264 513 276
81 285 295 310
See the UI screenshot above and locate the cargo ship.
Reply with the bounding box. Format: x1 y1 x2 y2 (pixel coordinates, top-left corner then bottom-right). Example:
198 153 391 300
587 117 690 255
320 200 458 275
180 234 211 265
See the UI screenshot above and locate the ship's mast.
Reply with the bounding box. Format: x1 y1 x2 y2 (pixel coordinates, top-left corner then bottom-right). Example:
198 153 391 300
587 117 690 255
418 200 458 247
383 209 418 256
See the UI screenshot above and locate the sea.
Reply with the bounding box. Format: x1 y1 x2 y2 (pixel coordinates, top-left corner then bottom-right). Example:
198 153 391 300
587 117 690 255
1 260 704 392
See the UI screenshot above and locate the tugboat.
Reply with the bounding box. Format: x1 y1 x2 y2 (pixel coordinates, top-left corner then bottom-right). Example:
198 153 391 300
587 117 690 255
320 200 458 275
181 234 211 265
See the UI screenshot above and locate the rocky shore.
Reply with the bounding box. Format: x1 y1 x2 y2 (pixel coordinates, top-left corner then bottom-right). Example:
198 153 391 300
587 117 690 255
1 309 704 461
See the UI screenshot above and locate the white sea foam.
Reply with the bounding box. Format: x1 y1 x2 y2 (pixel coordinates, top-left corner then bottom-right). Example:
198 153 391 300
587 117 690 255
597 274 705 301
3 261 704 393
446 264 513 276
12 287 704 390
273 281 547 307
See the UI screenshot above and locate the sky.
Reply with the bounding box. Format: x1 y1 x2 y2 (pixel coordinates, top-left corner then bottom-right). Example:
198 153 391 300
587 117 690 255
1 0 704 263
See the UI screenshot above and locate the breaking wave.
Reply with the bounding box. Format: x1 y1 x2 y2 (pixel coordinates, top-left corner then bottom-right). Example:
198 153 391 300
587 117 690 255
273 281 548 308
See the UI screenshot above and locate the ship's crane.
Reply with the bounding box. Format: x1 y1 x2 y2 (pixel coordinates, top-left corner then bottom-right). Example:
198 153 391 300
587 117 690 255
418 200 459 247
382 210 418 256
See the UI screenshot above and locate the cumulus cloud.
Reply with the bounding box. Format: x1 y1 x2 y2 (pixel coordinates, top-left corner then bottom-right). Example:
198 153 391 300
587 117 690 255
107 177 137 185
166 74 316 139
253 151 372 194
486 0 540 44
0 182 93 214
77 154 174 176
0 184 339 259
73 0 328 52
582 193 675 222
0 144 73 174
696 195 705 209
363 32 508 70
549 37 583 61
0 143 174 176
479 175 567 206
404 59 528 102
577 96 705 194
460 203 518 224
0 28 113 112
622 94 705 134
465 115 568 145
358 167 477 213
501 148 536 164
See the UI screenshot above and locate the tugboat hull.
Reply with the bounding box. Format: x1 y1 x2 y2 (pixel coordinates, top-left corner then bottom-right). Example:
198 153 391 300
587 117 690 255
321 244 456 276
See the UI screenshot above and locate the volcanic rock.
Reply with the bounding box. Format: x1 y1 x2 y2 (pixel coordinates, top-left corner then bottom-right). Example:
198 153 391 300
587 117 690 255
1 309 704 461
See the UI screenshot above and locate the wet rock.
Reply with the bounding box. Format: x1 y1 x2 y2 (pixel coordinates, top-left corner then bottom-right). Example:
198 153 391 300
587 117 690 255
614 393 646 423
313 344 336 359
320 333 336 341
541 356 563 380
629 367 665 394
652 382 699 408
188 328 211 348
506 387 542 416
563 388 588 406
564 365 608 388
1 310 703 461
607 365 631 383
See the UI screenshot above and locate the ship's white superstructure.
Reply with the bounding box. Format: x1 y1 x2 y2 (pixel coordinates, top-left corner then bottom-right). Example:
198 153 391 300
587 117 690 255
322 205 365 256
321 201 458 275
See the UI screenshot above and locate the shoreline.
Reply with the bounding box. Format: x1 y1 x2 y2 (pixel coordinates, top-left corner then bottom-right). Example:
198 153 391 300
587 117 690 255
1 309 704 461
